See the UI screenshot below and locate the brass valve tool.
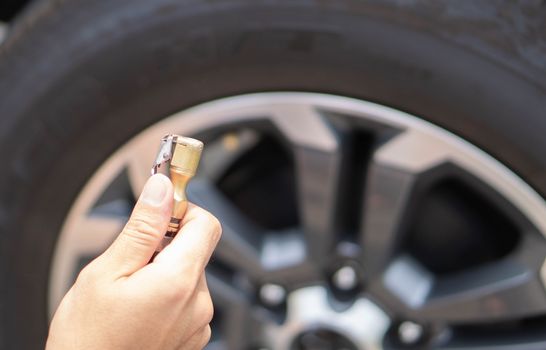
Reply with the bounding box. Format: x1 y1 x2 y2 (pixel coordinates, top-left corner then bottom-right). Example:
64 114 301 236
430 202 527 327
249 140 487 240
151 134 204 253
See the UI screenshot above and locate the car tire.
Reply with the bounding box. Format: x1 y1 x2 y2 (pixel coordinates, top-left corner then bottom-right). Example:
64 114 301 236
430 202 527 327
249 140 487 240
1 0 545 349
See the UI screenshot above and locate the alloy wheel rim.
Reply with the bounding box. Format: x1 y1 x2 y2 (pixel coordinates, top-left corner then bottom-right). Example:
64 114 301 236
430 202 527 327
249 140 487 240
49 92 546 349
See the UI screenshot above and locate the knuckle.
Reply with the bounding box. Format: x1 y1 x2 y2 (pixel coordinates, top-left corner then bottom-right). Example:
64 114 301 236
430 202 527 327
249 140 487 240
123 215 161 245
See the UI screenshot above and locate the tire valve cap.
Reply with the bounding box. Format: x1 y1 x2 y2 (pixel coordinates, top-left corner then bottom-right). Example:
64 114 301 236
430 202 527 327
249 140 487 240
151 134 204 253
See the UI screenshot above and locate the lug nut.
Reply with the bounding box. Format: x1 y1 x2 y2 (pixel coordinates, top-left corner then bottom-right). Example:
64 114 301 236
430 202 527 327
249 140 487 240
398 321 424 345
259 283 286 307
332 265 359 291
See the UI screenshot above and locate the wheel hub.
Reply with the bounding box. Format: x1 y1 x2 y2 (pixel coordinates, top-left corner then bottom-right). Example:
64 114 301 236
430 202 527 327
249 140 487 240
292 329 357 350
265 286 389 350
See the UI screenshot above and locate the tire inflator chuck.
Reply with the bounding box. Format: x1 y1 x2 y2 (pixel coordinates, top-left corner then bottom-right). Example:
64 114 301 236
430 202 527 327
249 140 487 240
151 134 204 254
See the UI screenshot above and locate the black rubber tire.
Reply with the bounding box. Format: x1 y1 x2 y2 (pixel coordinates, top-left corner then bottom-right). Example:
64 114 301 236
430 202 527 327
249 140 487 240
0 0 545 348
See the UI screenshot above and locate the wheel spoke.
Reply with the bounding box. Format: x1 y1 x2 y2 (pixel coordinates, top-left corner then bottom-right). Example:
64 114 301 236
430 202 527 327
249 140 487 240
188 179 266 280
361 127 473 276
360 129 447 276
379 240 546 325
270 104 342 262
416 236 546 323
360 161 417 276
207 270 268 349
49 214 124 312
421 266 546 323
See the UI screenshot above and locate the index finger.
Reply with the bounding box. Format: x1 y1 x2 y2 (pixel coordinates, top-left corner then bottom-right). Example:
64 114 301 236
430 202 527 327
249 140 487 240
154 203 222 275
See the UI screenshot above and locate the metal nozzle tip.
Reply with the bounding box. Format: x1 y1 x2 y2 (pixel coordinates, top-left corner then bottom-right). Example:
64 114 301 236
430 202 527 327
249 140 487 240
175 136 204 150
170 136 203 175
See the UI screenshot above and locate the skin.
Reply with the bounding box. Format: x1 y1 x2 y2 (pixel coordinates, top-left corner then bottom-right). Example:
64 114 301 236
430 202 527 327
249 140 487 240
46 174 222 350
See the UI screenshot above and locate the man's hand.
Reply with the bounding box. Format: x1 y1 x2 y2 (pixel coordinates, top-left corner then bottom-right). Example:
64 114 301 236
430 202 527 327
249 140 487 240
46 174 222 350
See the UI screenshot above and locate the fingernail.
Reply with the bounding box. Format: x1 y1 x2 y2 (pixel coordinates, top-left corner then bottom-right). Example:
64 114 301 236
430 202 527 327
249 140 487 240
141 174 169 206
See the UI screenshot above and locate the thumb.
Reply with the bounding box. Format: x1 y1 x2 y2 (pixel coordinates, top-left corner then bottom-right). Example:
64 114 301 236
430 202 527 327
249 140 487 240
101 174 173 276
